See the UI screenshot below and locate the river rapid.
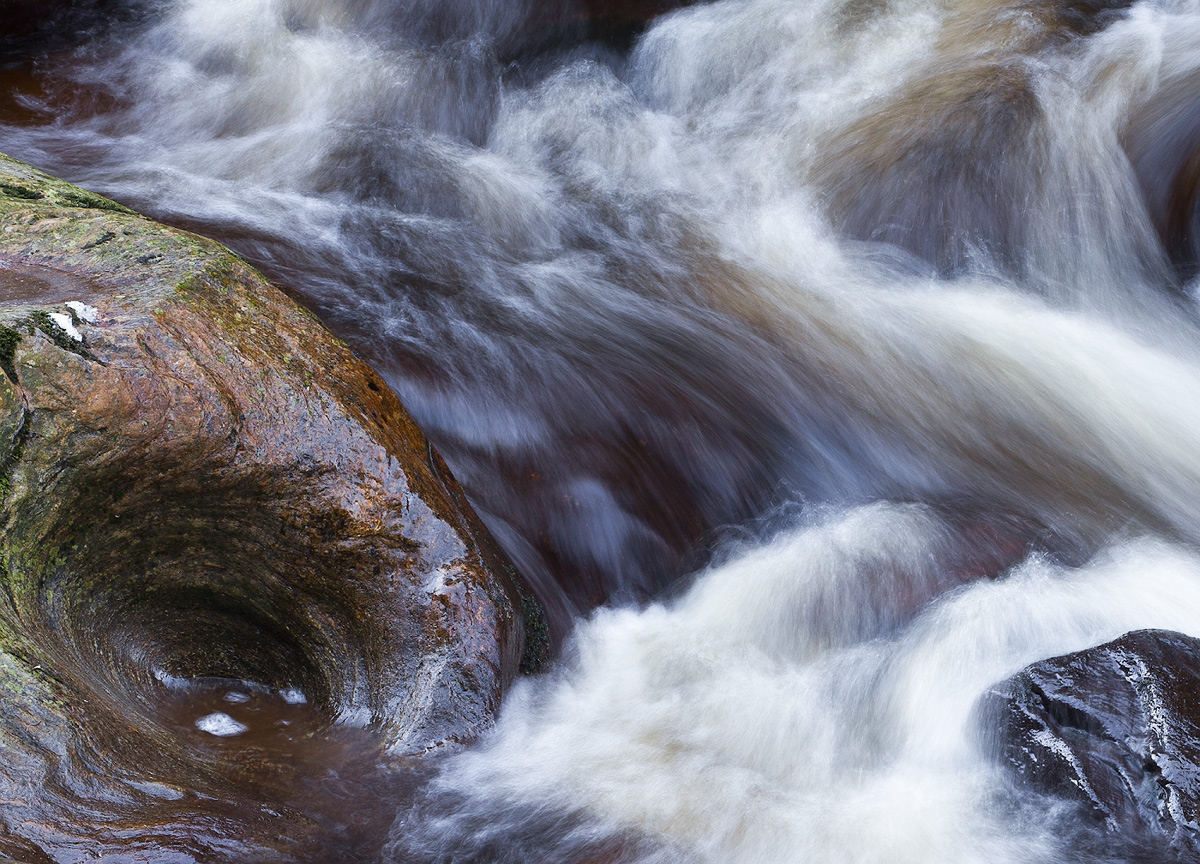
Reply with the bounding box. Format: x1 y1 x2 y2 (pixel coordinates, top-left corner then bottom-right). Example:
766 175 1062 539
6 0 1200 860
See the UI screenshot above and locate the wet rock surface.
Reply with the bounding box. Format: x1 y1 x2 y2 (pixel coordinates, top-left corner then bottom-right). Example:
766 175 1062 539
0 152 530 861
1124 69 1200 285
557 0 696 42
979 628 1200 858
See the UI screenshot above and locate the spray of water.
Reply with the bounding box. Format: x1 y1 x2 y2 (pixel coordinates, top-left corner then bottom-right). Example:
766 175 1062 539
10 0 1200 859
393 505 1200 863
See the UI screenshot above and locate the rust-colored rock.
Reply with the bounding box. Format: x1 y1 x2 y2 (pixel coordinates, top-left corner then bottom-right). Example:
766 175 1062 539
0 153 532 861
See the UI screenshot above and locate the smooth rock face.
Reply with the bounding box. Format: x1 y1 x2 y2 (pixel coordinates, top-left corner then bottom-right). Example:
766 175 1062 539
979 629 1200 858
0 153 530 861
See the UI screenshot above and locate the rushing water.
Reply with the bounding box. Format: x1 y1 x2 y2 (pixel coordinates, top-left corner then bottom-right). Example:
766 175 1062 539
9 0 1200 860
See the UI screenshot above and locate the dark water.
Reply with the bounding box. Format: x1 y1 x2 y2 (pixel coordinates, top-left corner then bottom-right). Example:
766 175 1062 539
8 0 1200 861
154 677 420 863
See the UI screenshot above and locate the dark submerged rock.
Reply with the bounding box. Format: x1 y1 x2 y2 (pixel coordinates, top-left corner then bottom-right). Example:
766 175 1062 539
1124 70 1200 285
979 629 1200 858
0 0 121 56
575 0 697 43
517 0 698 56
814 0 1141 281
815 62 1046 277
0 153 531 860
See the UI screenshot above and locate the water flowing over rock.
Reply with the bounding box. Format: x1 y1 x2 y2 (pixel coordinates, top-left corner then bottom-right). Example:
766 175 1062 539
979 629 1200 858
17 0 1200 861
0 152 531 861
814 0 1144 282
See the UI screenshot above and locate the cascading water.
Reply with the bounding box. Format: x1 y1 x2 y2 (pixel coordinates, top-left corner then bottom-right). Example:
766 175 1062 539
8 0 1200 859
392 508 1200 863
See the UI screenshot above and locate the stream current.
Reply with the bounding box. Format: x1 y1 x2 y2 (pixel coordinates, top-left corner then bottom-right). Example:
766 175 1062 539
8 0 1200 860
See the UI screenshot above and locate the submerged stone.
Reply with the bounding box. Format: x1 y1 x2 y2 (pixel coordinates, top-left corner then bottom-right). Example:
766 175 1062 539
814 0 1149 284
0 0 119 55
517 0 696 55
0 152 532 861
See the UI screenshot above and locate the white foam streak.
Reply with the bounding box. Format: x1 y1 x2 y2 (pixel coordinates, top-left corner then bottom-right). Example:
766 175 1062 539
22 1 1200 859
443 512 1200 863
893 542 1200 767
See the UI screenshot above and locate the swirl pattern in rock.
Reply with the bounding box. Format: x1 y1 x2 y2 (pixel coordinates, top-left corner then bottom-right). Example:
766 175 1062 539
0 152 530 862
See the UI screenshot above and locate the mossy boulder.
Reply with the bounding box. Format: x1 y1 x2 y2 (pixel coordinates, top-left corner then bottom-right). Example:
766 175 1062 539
0 152 530 860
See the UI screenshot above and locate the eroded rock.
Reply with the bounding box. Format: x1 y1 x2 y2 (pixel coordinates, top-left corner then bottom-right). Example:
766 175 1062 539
0 152 533 861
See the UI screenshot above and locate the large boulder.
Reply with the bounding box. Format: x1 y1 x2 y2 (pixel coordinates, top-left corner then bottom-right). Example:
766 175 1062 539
978 629 1200 859
0 153 536 861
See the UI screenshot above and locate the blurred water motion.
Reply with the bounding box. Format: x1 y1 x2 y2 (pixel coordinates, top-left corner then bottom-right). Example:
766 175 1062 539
9 0 1200 860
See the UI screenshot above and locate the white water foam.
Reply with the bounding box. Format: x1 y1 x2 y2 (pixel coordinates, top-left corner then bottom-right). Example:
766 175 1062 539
14 0 1200 859
196 712 249 737
415 507 1200 863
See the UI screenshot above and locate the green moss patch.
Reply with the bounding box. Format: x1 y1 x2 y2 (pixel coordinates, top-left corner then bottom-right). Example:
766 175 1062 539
514 569 549 675
0 407 30 503
0 183 44 201
0 327 20 385
60 190 133 215
20 312 97 365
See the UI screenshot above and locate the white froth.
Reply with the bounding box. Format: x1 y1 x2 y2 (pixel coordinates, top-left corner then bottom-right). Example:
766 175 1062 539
435 515 1200 864
196 712 249 737
65 301 99 323
47 313 82 342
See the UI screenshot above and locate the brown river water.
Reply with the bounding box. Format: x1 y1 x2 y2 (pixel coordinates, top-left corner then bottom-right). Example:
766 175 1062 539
8 0 1200 861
